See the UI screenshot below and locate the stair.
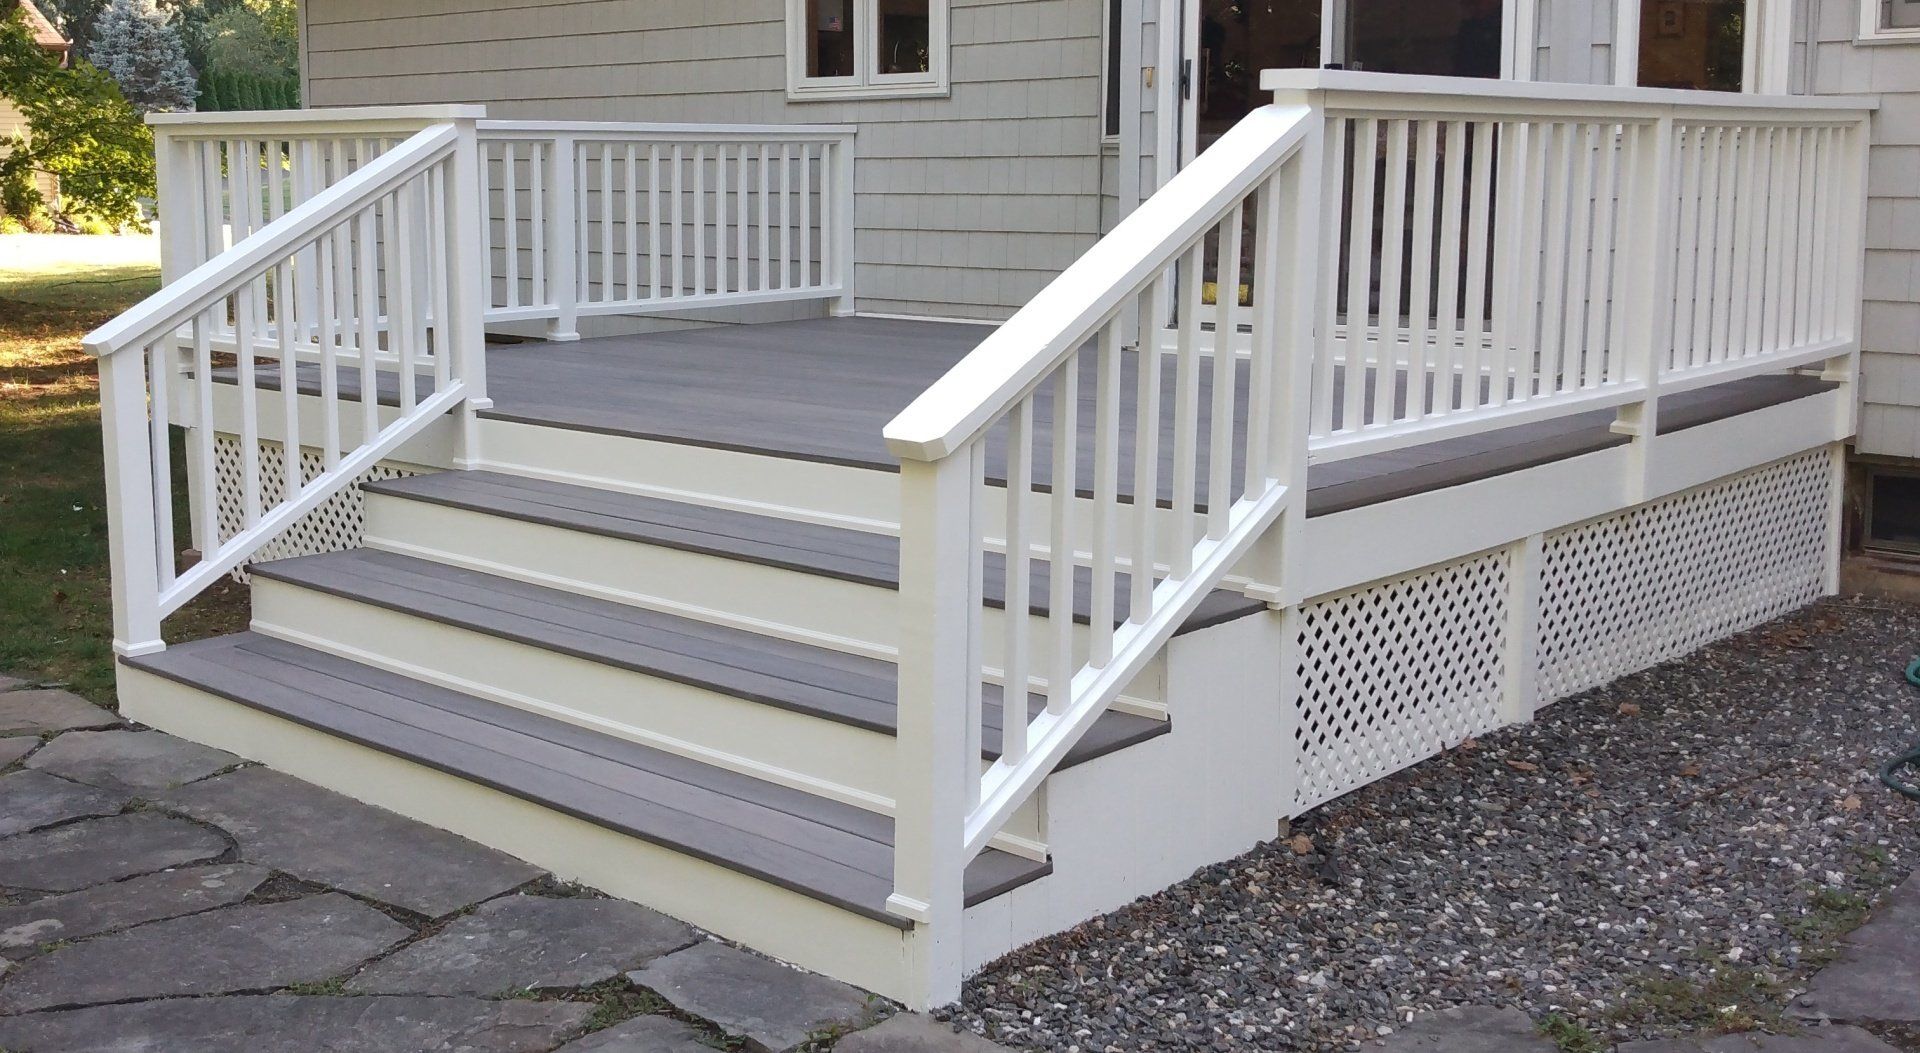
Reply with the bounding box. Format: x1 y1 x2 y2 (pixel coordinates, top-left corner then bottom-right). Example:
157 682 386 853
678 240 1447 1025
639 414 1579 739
117 457 1263 1004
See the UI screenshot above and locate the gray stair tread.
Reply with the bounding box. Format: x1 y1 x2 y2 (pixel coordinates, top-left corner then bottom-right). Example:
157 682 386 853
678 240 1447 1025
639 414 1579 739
363 471 1264 635
124 633 1049 927
251 549 1168 769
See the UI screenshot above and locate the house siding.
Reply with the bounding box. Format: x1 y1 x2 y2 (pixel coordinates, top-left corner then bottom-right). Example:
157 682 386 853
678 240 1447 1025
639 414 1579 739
0 95 58 207
1799 0 1920 460
300 0 1107 320
1534 0 1618 83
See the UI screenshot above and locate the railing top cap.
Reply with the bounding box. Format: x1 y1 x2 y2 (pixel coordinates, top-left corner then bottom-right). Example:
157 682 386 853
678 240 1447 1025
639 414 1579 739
1261 68 1877 113
148 104 488 127
477 119 856 136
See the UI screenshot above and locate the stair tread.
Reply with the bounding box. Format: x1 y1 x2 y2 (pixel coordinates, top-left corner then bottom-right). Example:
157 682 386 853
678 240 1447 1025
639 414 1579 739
363 470 1264 635
251 548 1169 768
125 632 1050 927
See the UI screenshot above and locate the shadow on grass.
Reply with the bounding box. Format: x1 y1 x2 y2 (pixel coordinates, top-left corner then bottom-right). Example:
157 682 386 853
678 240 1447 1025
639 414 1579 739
1 237 250 705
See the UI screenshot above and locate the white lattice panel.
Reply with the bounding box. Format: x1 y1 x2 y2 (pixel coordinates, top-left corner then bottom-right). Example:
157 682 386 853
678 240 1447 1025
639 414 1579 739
1294 551 1510 812
213 436 420 580
1534 448 1834 704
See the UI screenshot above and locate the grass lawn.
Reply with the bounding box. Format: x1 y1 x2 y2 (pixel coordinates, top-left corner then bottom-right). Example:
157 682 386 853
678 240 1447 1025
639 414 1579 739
0 234 246 704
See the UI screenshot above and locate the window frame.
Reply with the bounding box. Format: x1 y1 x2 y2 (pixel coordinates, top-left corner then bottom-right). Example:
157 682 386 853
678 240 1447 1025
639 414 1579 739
1860 0 1920 43
786 0 950 101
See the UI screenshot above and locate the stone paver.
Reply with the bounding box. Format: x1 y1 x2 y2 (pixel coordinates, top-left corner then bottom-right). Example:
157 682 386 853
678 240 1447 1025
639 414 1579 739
350 893 696 996
1793 873 1920 1026
835 1013 1017 1052
0 863 269 952
1618 1026 1905 1052
553 1015 715 1052
0 769 126 837
0 689 119 735
0 674 27 691
0 812 227 891
0 994 592 1053
1360 1007 1558 1052
628 941 874 1053
26 729 240 793
157 766 542 917
0 893 412 1012
0 736 38 768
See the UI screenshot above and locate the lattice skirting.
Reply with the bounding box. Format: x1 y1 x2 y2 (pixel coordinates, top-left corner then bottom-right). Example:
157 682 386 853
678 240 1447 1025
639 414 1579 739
212 436 422 581
1290 446 1837 814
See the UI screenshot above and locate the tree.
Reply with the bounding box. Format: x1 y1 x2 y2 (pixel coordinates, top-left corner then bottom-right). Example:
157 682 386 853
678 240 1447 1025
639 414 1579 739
202 0 290 79
0 2 154 226
89 0 195 113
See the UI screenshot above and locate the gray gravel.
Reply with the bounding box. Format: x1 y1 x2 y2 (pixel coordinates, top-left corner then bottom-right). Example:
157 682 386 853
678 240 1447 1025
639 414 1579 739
948 598 1920 1051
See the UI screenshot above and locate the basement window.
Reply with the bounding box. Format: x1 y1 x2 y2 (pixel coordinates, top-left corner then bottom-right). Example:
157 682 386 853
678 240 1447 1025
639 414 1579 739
1867 469 1920 554
788 0 949 100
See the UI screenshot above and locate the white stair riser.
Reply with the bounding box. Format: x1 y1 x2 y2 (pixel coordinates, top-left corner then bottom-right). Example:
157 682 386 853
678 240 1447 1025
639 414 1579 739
248 576 1050 849
116 665 927 1004
362 492 1170 708
475 419 1215 575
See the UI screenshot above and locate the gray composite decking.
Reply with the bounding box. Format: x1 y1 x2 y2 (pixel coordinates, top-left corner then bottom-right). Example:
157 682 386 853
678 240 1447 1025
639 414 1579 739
239 317 1835 515
362 471 1266 635
249 547 1170 766
125 632 1050 925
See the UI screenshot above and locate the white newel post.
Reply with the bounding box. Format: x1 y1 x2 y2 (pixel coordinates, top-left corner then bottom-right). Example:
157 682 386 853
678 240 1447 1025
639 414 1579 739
546 134 582 341
1611 112 1677 503
99 349 165 658
448 116 494 469
833 134 857 316
1501 533 1544 723
888 449 978 1010
152 127 202 285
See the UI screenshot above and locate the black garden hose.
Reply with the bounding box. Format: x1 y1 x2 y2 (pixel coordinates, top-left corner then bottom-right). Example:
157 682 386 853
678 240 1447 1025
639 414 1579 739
1883 656 1920 801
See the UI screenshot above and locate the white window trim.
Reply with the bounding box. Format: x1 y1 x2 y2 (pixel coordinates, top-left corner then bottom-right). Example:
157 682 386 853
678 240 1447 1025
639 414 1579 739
1609 0 1791 92
1859 0 1920 42
786 0 950 101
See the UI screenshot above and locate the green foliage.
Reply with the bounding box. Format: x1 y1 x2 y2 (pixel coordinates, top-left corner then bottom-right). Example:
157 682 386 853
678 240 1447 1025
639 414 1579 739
0 3 154 228
89 0 197 113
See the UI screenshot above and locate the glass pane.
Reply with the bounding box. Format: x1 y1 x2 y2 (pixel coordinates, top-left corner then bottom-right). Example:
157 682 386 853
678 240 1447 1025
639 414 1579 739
1639 0 1744 91
1887 0 1920 29
878 0 932 75
1198 0 1320 148
1105 0 1123 137
806 0 856 79
1348 0 1503 78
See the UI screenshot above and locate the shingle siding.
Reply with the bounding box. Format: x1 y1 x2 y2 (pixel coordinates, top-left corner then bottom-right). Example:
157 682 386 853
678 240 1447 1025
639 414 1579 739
301 0 1106 320
1801 0 1920 459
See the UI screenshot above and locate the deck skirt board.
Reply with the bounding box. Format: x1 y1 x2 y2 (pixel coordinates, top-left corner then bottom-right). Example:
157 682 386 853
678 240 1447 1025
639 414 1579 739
124 633 1052 922
249 549 1168 765
363 471 1267 633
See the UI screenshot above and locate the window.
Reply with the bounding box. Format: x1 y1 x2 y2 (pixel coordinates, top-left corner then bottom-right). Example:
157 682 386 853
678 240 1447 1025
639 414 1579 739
788 0 948 99
1638 0 1746 91
1104 0 1122 139
1867 469 1920 554
1861 0 1920 40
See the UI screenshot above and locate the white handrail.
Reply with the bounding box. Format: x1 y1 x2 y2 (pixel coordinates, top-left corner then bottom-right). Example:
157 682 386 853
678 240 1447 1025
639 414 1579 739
883 104 1314 463
91 117 486 657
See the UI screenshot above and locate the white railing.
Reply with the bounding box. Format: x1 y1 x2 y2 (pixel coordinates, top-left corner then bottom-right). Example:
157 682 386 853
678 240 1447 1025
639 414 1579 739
1285 71 1873 462
475 123 857 338
880 102 1325 999
91 115 485 657
881 71 1870 1008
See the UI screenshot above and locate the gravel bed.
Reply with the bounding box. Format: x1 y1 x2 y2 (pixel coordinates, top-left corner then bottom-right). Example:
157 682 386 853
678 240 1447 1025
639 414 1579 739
947 597 1920 1052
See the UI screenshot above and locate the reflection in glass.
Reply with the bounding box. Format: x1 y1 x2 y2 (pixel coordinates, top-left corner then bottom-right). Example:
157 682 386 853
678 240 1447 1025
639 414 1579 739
878 0 932 74
807 0 856 78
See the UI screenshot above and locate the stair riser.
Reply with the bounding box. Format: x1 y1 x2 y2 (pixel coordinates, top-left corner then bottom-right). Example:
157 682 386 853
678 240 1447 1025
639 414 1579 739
362 493 1170 709
249 577 1050 849
115 664 928 1004
475 418 1216 575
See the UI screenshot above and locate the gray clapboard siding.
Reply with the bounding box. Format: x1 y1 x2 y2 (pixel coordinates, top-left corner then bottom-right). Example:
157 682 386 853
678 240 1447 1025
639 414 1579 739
1800 0 1920 459
301 0 1109 320
127 631 1051 922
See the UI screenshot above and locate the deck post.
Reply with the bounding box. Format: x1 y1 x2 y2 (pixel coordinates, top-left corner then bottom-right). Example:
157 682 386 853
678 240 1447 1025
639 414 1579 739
832 133 857 316
546 134 583 341
1501 532 1544 723
888 449 977 1010
99 349 165 658
1610 111 1677 504
446 115 493 470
